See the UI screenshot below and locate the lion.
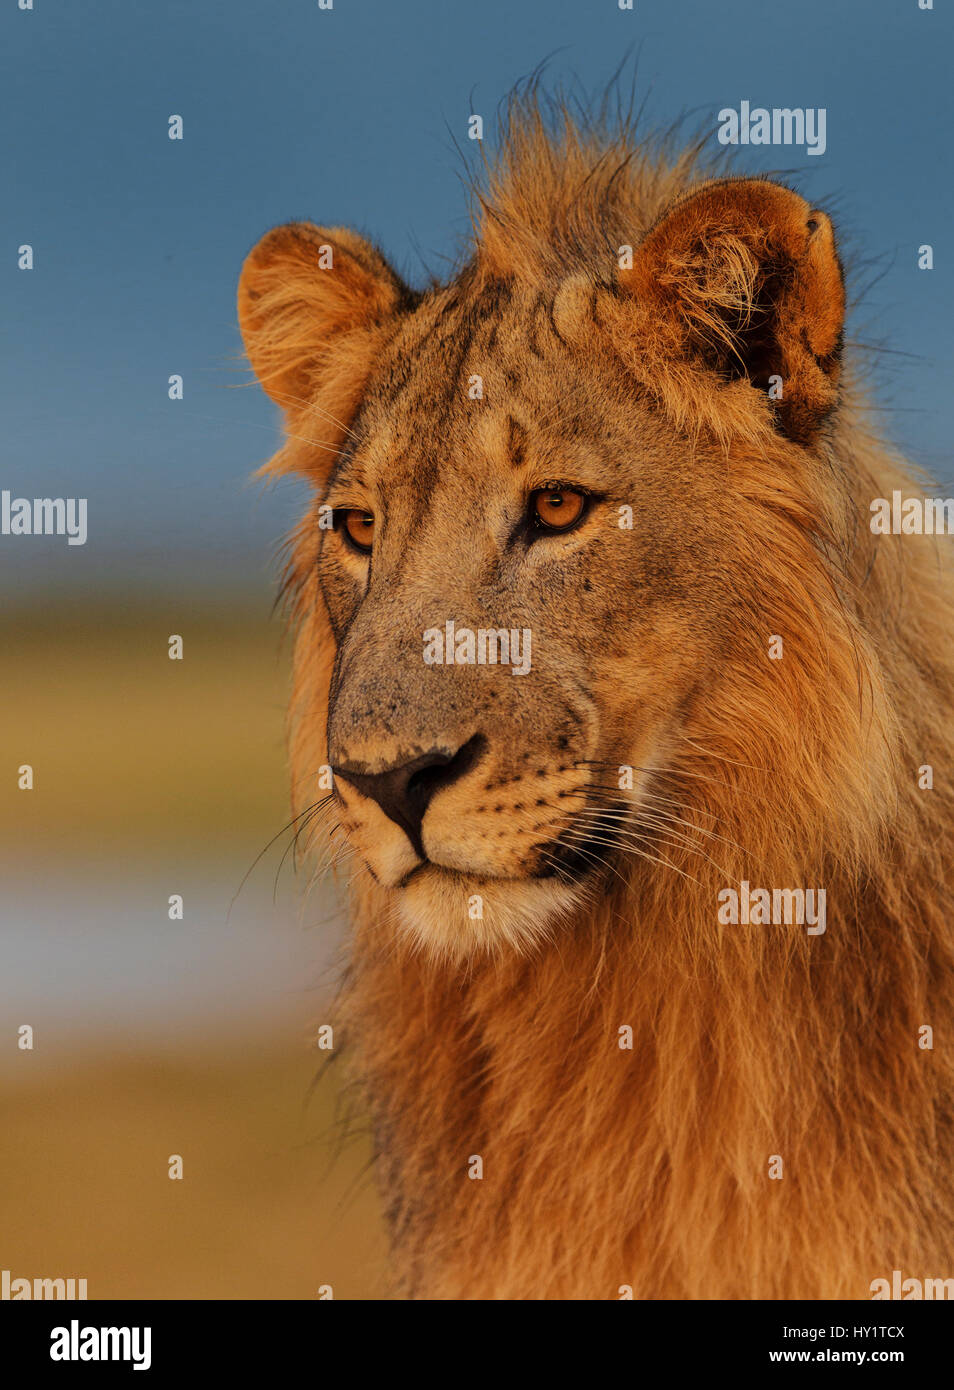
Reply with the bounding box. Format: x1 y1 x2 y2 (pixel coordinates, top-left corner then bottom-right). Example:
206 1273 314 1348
237 95 954 1299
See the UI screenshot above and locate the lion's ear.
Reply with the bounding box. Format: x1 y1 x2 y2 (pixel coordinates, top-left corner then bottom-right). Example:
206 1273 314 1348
618 179 845 442
238 223 412 462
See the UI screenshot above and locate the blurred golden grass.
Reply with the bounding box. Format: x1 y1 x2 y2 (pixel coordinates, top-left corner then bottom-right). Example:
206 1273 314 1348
1 598 387 1298
0 597 293 855
0 1038 387 1299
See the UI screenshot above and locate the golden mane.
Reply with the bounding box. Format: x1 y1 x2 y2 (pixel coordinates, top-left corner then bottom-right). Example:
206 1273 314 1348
472 91 705 282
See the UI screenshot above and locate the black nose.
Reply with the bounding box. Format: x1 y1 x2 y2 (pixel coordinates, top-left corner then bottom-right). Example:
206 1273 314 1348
334 734 486 859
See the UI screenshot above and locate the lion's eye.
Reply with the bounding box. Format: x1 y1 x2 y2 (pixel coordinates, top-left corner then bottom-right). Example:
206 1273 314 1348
340 509 375 554
530 487 587 532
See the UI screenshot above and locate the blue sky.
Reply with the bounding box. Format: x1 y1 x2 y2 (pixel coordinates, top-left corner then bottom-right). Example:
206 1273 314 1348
3 0 951 596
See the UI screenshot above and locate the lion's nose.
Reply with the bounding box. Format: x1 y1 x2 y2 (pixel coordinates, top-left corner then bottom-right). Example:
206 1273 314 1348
334 734 486 859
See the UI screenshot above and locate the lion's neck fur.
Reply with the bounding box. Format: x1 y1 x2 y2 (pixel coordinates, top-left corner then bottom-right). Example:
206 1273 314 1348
345 791 952 1299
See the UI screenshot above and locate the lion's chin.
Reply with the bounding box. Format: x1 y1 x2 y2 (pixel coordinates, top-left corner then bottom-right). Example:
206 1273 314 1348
391 862 587 962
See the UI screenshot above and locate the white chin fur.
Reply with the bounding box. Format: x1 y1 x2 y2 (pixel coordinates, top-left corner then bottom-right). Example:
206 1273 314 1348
391 865 588 962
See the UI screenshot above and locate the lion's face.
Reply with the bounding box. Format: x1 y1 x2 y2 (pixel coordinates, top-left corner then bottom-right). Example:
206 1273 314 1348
319 284 728 951
239 177 845 956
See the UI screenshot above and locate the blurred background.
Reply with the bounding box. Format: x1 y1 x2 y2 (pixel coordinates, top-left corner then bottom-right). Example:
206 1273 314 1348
1 0 951 1298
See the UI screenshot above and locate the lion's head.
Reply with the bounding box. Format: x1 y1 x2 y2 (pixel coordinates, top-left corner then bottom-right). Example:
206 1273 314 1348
239 117 868 962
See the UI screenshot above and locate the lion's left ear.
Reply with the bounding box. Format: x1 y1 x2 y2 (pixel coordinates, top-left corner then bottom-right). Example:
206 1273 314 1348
238 223 414 475
618 179 845 442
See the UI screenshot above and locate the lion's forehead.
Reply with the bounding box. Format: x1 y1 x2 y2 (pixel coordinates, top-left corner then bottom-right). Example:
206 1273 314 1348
353 334 635 508
363 283 587 432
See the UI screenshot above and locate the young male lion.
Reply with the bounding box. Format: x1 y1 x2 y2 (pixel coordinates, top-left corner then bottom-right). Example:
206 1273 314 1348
238 99 954 1299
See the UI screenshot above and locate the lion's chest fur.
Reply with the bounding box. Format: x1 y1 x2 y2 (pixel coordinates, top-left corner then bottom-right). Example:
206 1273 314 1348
347 864 954 1300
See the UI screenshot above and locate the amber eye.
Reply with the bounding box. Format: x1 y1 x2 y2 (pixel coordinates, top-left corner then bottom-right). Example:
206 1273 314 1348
340 509 375 553
531 487 587 532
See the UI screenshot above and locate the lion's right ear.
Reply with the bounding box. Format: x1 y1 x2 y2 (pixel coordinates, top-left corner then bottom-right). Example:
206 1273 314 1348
604 180 845 444
238 223 412 467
